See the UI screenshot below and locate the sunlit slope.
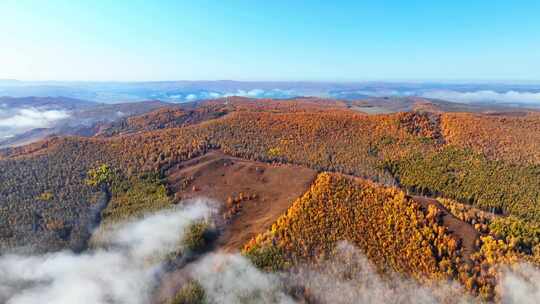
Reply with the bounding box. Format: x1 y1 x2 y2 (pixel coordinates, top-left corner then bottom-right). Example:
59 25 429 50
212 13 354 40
243 173 460 280
3 102 540 254
386 146 540 222
441 112 540 164
241 173 535 300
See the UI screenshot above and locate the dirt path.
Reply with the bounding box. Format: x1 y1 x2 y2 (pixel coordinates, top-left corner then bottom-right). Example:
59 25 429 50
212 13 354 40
412 196 479 262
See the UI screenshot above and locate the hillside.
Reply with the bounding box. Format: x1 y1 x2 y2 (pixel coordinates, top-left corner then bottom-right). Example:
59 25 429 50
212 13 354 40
166 151 317 251
1 97 540 302
441 112 540 164
0 98 169 148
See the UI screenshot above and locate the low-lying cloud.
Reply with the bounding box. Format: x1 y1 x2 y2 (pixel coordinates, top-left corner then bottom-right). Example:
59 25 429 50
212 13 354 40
500 263 540 303
167 89 299 102
183 243 469 304
0 107 70 139
191 253 295 304
4 198 540 304
184 242 540 304
0 199 215 304
423 90 540 105
222 89 298 99
0 107 69 129
287 242 470 304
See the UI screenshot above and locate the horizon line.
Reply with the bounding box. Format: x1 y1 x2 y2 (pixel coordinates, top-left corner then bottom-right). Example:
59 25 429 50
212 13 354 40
2 79 540 85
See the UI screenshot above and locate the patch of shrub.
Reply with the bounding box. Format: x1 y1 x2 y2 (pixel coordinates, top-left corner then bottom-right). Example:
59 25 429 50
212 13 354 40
183 221 212 253
243 239 289 272
36 191 54 202
85 164 114 188
489 216 540 253
169 280 206 304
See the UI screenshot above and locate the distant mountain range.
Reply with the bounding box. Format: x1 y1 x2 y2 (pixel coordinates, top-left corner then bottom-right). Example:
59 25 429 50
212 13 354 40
2 80 540 149
2 94 537 149
1 80 540 105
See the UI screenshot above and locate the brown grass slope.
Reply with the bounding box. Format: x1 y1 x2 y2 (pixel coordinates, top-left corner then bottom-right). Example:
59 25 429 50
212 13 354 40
167 150 317 251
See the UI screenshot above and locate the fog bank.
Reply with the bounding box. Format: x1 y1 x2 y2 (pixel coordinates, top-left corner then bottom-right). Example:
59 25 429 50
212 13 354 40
0 199 214 304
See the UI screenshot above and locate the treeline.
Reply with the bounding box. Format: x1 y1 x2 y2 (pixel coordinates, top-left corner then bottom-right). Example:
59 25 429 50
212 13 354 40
386 146 540 222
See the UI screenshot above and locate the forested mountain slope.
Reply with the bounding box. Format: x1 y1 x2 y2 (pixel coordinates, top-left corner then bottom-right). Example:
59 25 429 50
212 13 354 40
1 97 540 301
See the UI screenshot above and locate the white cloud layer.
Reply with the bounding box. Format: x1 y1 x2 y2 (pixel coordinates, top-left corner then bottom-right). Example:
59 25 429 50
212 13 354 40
167 89 298 102
187 243 469 304
0 199 214 304
3 200 540 304
0 107 70 140
223 89 297 99
0 107 69 129
287 242 470 304
423 90 540 104
192 253 295 304
184 242 540 304
500 263 540 303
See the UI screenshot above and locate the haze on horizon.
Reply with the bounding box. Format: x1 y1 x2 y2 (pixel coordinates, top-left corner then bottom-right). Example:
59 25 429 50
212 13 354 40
1 1 539 82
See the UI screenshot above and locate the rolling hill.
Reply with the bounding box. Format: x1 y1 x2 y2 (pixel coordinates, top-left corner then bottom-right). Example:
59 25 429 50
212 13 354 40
1 96 540 302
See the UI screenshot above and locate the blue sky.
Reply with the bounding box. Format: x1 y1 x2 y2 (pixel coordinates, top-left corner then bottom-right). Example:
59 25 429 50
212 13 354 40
1 0 539 81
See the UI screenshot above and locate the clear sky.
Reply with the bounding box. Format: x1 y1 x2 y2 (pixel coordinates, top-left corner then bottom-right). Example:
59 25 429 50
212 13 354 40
1 0 539 82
